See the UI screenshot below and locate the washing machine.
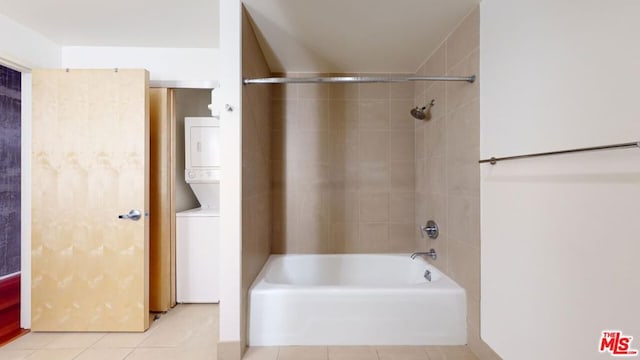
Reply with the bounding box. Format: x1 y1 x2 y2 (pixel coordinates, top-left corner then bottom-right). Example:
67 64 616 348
176 117 220 303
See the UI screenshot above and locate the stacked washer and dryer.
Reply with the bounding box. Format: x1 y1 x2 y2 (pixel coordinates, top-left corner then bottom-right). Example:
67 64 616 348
176 117 220 303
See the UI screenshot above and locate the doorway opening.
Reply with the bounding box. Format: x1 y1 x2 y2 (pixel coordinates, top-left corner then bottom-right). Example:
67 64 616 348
0 64 26 344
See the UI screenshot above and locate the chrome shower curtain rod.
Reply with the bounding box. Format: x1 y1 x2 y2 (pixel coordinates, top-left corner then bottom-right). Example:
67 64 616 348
243 75 476 85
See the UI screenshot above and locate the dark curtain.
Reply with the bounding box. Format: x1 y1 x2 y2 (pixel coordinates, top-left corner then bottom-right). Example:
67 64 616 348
0 65 21 277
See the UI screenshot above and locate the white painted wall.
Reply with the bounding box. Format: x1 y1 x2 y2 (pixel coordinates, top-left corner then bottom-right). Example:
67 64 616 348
480 1 640 360
0 13 61 68
0 13 61 330
217 0 243 347
61 46 220 82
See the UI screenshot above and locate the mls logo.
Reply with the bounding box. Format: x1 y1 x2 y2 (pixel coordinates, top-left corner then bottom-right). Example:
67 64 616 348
599 331 639 357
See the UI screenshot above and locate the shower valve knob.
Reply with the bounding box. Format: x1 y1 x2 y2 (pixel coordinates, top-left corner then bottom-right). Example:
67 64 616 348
420 220 439 239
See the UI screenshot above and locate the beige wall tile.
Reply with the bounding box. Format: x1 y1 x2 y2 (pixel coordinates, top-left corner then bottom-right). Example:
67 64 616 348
359 162 390 192
446 49 479 112
330 82 359 99
389 99 415 129
271 83 298 100
414 193 428 245
360 82 389 99
389 192 415 224
271 100 296 131
448 240 480 300
415 159 428 194
359 100 390 129
360 192 389 222
359 223 389 252
297 163 331 192
329 164 359 190
329 100 359 137
299 82 329 99
424 83 446 121
389 224 416 252
413 92 426 129
425 43 447 76
447 7 480 70
447 195 480 248
414 64 426 97
446 160 479 197
389 81 415 99
389 130 415 161
329 139 359 168
467 296 480 330
329 190 359 223
359 131 388 162
390 161 415 191
411 7 483 357
427 156 447 195
298 99 329 131
269 130 284 162
274 72 419 255
291 218 329 254
293 131 329 164
425 116 446 158
423 194 448 269
446 100 479 163
415 124 425 161
297 190 329 225
329 222 360 253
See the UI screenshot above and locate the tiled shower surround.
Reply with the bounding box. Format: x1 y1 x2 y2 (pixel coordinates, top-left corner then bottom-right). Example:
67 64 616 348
242 6 500 360
413 8 500 360
0 65 21 277
271 76 416 253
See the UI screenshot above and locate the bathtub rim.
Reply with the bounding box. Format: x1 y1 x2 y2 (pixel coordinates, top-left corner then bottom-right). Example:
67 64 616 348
249 253 465 292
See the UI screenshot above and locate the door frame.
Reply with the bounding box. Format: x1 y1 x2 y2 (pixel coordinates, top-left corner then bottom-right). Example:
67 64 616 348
0 56 32 329
1 55 218 330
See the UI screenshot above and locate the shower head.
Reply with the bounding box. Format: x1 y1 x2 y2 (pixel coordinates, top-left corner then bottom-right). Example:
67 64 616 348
410 107 428 120
410 99 436 121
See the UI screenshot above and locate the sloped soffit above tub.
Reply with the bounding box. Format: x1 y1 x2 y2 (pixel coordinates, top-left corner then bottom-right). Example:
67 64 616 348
243 0 479 74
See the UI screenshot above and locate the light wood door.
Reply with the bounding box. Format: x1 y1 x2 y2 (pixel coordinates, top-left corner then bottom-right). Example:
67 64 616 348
149 88 176 312
31 69 150 332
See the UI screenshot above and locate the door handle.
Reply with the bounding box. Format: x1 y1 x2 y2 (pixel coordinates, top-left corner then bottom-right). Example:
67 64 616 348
118 209 142 221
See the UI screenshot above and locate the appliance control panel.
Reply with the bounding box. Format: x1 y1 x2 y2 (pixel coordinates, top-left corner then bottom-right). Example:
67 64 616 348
185 168 221 183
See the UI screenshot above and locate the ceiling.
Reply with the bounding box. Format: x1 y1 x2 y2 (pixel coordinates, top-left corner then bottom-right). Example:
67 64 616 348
0 0 478 72
0 0 219 48
243 0 480 74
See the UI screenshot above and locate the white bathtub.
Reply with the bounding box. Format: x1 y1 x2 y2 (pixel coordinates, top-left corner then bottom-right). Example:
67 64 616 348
248 254 467 346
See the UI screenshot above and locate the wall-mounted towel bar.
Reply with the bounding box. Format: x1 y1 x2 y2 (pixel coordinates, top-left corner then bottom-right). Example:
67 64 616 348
479 141 640 165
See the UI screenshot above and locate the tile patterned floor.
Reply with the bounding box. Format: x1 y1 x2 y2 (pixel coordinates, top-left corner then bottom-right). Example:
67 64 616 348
0 304 219 360
246 345 478 360
0 304 478 360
